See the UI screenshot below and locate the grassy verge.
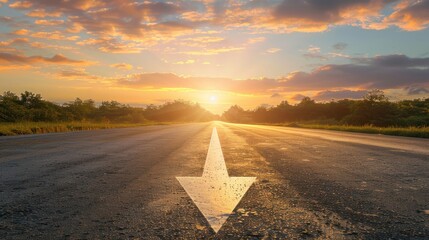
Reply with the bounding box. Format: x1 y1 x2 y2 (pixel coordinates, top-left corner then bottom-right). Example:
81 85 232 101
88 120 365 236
275 123 429 138
0 121 166 136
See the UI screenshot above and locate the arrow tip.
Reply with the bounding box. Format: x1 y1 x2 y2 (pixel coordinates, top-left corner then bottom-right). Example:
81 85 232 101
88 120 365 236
177 176 255 233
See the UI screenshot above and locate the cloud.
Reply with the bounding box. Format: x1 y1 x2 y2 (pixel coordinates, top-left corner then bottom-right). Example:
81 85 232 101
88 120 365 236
26 8 62 17
269 0 391 32
282 54 429 91
0 52 94 66
30 31 79 41
291 94 307 101
332 42 348 51
182 47 244 55
307 45 321 53
247 37 266 44
175 35 226 48
0 38 29 47
110 63 133 70
352 54 429 67
9 1 32 9
57 69 100 80
25 0 102 13
22 0 191 43
382 0 429 31
266 48 281 54
13 29 29 35
405 86 429 95
0 38 74 51
10 0 417 54
0 16 12 23
303 45 328 60
77 37 146 53
117 73 281 93
34 19 64 26
29 42 75 50
5 0 428 60
271 93 282 98
184 36 224 44
0 65 33 71
313 90 368 101
116 54 429 95
173 59 195 65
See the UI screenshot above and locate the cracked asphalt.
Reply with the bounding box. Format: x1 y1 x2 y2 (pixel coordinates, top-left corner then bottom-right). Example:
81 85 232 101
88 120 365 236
1 122 428 239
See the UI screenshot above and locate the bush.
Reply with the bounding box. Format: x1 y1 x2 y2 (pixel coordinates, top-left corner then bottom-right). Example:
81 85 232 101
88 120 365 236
0 91 216 124
221 90 428 127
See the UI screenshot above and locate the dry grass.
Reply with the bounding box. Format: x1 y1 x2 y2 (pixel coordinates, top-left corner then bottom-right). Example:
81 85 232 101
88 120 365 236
279 123 429 138
0 121 161 136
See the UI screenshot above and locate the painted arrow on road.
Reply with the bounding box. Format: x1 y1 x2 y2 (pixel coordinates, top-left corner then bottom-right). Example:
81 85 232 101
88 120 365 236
177 127 256 233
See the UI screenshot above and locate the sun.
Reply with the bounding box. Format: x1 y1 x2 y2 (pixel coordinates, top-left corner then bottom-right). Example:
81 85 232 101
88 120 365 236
209 95 218 103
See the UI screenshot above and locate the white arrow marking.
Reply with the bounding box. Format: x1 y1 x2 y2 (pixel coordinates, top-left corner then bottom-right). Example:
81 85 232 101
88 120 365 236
177 127 256 233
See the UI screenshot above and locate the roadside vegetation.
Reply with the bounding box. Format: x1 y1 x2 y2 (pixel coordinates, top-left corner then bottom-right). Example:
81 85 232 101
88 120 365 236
221 90 429 138
0 122 159 136
275 123 429 138
0 91 215 136
1 90 428 137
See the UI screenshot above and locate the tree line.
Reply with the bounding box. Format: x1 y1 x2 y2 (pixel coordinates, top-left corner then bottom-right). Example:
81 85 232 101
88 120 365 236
0 91 215 123
1 90 428 127
222 90 429 127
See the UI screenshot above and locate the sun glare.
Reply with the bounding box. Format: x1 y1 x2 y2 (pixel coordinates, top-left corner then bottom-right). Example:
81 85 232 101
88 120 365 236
209 95 218 103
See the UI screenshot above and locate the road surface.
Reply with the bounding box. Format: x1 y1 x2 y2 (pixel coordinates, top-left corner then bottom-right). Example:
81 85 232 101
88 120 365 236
1 122 428 239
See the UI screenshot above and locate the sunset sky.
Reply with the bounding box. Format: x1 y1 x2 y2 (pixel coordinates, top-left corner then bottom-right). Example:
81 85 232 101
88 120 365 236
1 0 429 113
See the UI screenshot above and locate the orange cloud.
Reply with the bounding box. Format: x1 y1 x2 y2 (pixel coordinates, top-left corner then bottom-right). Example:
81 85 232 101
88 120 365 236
177 36 225 48
117 54 429 94
184 36 224 43
77 38 145 53
382 0 429 31
30 31 79 41
13 29 29 35
56 69 100 81
0 64 33 71
182 47 244 55
173 59 195 65
35 19 64 26
9 1 32 9
0 38 29 47
0 37 74 50
29 42 76 50
110 63 133 70
5 0 429 59
247 37 266 44
0 52 95 66
117 73 281 94
27 9 62 18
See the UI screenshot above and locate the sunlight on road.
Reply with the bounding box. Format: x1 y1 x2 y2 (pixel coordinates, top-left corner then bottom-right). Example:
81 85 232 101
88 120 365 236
222 122 429 155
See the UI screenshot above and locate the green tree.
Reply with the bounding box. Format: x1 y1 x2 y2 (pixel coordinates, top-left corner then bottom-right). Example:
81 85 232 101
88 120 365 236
63 98 96 121
0 91 26 122
344 90 399 126
222 105 250 123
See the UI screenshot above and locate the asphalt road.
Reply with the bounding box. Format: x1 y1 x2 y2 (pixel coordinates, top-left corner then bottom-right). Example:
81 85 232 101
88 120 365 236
1 122 428 239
